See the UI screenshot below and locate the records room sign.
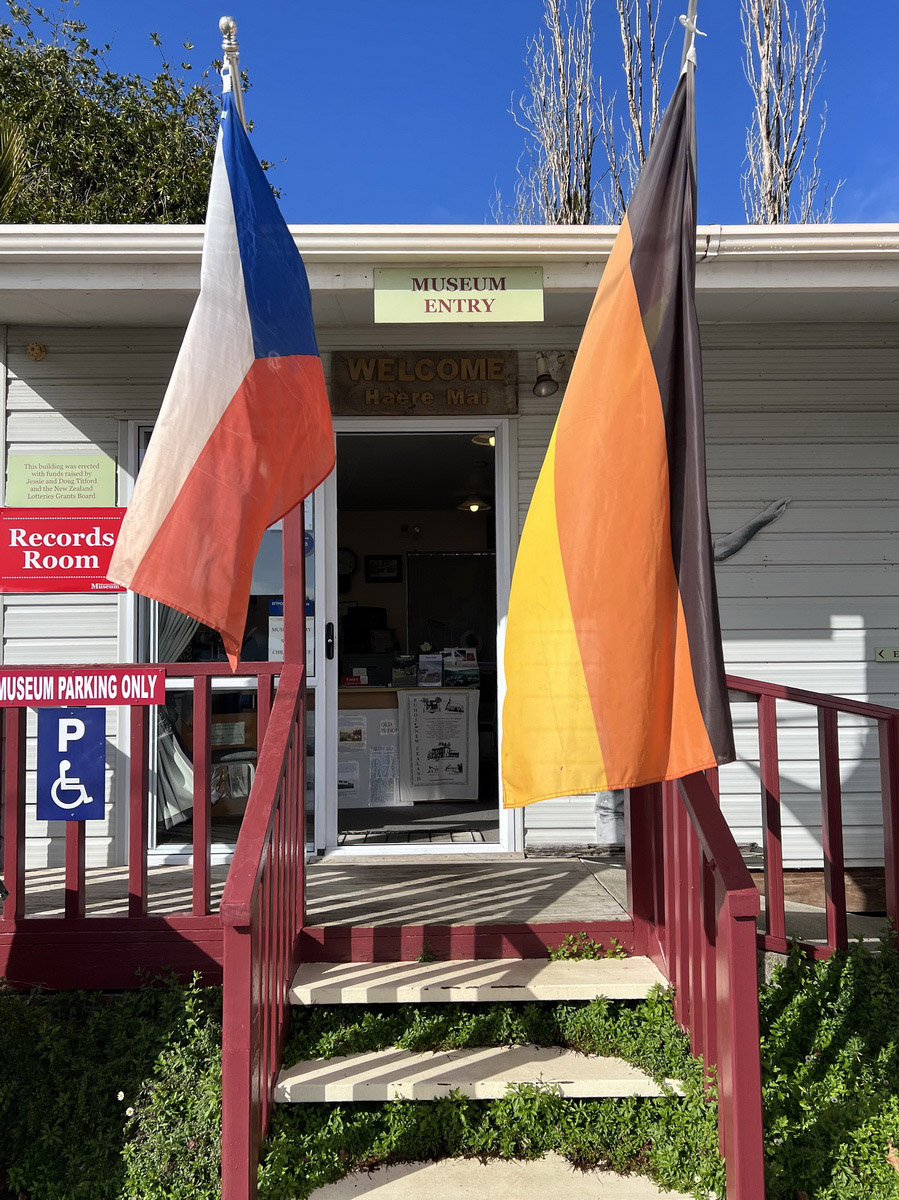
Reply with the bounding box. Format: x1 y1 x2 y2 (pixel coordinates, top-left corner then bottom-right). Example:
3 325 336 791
0 508 125 593
330 351 518 416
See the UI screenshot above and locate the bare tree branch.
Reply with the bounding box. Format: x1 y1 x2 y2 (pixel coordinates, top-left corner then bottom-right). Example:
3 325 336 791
495 0 669 226
741 0 842 222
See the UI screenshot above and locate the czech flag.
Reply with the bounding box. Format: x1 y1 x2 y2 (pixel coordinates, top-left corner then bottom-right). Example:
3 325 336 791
108 89 335 669
502 62 734 808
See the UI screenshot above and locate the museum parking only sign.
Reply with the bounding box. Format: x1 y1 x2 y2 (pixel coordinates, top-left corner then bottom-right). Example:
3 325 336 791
36 707 106 821
0 666 165 708
0 507 125 593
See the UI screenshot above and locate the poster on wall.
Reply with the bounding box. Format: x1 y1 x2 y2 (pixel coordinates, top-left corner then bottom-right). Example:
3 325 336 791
6 453 116 507
336 707 409 808
397 689 480 802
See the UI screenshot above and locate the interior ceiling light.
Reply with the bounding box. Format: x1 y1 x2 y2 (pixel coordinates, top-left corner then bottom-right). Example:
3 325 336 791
458 495 492 513
533 352 559 398
471 433 496 447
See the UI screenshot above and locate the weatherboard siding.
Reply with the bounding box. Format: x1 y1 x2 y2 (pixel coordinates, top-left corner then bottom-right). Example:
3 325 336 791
2 321 898 867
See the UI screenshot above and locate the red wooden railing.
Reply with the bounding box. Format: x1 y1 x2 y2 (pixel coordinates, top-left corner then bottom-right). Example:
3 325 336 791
727 674 899 958
1 661 281 933
628 772 765 1200
220 662 305 1200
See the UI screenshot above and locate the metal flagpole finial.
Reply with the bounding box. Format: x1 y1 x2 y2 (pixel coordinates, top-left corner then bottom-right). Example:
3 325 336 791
218 15 248 130
679 1 706 71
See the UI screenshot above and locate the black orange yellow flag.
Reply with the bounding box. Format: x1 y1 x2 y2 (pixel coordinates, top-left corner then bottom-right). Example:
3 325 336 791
502 61 734 808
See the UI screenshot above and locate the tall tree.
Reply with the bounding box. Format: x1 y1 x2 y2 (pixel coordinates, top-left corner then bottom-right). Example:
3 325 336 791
496 0 668 225
741 0 840 222
498 0 598 224
0 1 222 222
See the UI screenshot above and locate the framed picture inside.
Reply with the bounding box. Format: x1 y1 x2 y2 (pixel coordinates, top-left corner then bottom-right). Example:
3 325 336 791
365 554 403 583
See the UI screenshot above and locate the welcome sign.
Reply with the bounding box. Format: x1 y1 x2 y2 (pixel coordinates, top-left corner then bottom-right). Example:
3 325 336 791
374 267 543 324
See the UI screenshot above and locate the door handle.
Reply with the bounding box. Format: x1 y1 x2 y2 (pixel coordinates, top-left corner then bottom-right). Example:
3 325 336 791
325 621 335 660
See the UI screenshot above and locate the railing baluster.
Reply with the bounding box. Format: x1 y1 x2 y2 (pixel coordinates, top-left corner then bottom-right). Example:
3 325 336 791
686 819 703 1059
128 707 150 917
64 823 86 918
192 675 212 916
758 693 785 947
818 707 848 951
257 674 273 748
700 853 718 1077
879 714 899 939
3 708 26 920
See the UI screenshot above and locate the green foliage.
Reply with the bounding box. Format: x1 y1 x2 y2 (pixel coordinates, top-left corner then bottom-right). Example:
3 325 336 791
258 1090 722 1200
0 113 25 218
416 940 438 963
0 0 221 222
0 974 221 1200
548 931 629 960
119 981 222 1199
282 985 696 1084
266 987 720 1199
760 933 899 1199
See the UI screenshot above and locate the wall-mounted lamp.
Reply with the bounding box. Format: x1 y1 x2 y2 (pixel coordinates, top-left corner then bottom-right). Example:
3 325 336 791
458 495 492 513
471 433 496 448
533 352 559 397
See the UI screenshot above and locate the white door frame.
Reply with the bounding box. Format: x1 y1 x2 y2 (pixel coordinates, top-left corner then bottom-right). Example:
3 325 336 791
316 414 521 857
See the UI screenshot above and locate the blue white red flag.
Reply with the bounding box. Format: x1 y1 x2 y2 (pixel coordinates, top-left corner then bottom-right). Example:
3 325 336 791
108 90 335 668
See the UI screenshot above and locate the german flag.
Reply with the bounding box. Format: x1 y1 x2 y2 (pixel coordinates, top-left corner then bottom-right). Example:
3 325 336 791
502 63 734 809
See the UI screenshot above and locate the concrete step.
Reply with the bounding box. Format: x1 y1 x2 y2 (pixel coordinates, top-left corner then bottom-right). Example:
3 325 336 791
306 1154 684 1197
290 956 666 1005
274 1045 681 1103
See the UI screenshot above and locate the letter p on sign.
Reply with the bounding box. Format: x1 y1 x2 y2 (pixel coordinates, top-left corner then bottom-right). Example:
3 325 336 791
58 718 85 752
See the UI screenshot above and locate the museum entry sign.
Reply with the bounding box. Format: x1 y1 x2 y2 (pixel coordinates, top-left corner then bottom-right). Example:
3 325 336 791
330 351 518 416
374 267 543 324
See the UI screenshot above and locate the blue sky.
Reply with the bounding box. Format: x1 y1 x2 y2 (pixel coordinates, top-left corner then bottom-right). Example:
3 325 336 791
26 0 899 224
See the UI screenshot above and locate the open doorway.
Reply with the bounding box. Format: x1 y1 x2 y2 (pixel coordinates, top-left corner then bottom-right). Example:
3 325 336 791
334 431 500 846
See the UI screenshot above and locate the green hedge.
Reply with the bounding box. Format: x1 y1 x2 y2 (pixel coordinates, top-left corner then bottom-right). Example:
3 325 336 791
4 936 899 1199
0 975 221 1200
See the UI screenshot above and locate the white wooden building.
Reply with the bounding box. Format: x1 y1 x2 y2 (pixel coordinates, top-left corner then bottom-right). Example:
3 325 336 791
1 224 898 869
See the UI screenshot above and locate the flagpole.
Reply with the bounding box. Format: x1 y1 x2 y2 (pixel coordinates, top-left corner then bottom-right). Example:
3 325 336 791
219 15 248 131
679 0 703 70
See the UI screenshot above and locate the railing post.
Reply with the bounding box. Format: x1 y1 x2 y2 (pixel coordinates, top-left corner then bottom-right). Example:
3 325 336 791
64 823 86 918
626 783 662 959
879 714 899 940
818 707 848 952
192 675 212 917
128 706 150 917
2 708 26 919
718 900 766 1200
222 920 258 1200
758 692 786 945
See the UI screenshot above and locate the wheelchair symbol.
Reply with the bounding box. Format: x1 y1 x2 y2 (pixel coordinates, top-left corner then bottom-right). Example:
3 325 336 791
50 760 95 810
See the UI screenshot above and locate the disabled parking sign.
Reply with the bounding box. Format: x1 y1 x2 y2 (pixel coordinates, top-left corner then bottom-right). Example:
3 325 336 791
37 707 106 821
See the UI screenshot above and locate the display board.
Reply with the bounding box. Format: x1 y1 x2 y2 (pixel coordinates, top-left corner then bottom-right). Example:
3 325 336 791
397 688 480 802
336 707 409 808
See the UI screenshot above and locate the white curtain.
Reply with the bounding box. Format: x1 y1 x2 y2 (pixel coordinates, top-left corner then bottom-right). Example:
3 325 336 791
156 605 200 829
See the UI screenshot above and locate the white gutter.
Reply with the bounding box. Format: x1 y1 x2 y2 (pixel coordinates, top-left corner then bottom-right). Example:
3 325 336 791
0 224 897 265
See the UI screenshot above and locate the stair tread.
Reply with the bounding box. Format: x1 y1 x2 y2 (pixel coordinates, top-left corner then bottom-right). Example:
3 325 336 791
305 1154 685 1197
290 956 666 1004
274 1046 681 1103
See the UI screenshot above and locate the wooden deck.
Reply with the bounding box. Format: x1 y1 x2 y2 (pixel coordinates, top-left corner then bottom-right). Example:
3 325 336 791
19 856 627 923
